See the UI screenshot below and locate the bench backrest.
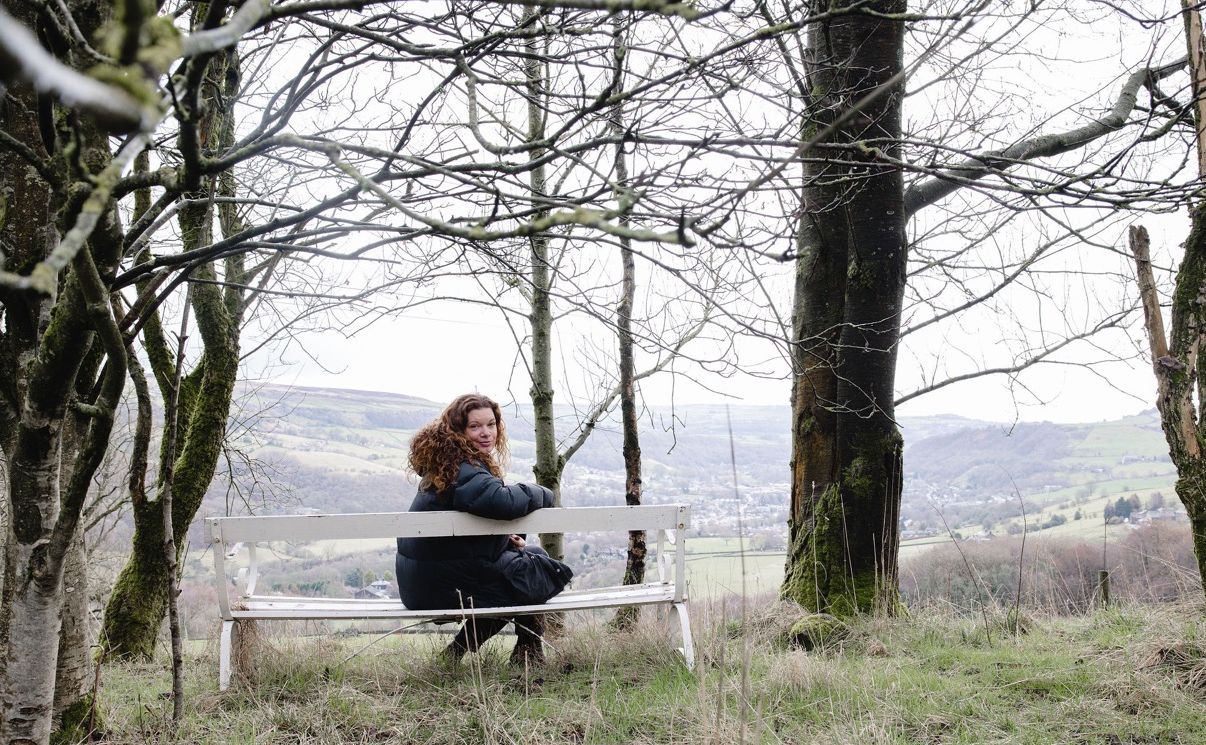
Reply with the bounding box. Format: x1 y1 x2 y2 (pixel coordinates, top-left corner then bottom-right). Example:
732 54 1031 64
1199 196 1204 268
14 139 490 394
206 504 689 544
206 505 691 619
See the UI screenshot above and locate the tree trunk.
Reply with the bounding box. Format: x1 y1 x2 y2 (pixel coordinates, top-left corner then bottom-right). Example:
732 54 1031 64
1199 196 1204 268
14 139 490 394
0 2 126 739
0 135 119 745
1131 219 1206 601
52 346 106 740
781 0 907 616
1177 463 1206 597
100 40 243 660
522 5 565 561
611 16 644 626
0 51 65 737
101 261 241 660
52 528 98 742
1125 5 1206 604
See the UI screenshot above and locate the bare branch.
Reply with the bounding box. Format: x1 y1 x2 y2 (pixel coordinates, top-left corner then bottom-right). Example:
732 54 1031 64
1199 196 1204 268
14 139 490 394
904 57 1188 215
895 309 1136 407
0 7 152 133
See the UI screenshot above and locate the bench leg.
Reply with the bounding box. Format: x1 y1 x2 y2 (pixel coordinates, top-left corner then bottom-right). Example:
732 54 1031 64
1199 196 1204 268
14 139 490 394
219 620 233 691
670 602 695 671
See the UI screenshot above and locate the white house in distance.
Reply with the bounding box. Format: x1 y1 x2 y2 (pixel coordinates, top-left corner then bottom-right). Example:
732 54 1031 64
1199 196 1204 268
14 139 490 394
353 579 394 599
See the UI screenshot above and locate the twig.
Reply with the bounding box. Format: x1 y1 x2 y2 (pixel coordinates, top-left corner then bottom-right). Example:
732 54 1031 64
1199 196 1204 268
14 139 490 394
931 501 992 644
1001 469 1028 635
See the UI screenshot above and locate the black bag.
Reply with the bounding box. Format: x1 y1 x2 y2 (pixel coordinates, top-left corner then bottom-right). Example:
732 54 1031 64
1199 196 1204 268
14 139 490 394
501 549 574 605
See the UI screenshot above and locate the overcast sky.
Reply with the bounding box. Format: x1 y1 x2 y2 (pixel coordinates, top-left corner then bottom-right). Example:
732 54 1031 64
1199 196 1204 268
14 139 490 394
245 1 1183 429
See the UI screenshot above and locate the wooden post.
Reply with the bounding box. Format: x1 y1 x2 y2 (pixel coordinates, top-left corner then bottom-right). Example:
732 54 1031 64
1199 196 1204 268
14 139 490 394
1097 570 1111 607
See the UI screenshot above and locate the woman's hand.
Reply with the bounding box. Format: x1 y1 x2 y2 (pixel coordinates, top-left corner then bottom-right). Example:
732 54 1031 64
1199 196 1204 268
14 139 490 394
509 534 527 550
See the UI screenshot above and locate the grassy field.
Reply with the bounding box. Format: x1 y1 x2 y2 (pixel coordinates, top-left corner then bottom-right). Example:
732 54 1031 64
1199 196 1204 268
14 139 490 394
211 517 1181 606
90 599 1206 744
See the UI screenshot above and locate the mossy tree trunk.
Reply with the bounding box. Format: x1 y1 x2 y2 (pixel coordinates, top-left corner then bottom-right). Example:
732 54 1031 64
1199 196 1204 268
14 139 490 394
1126 7 1206 603
1131 218 1206 600
0 1 130 740
781 0 906 617
99 38 245 660
100 209 243 659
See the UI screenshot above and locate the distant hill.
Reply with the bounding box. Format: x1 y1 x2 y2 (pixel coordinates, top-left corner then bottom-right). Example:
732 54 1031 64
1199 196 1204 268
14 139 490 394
902 409 1171 496
208 385 1178 541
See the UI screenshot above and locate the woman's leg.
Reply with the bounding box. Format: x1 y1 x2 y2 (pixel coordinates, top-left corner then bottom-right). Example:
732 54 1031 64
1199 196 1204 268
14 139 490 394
508 614 545 665
445 616 509 660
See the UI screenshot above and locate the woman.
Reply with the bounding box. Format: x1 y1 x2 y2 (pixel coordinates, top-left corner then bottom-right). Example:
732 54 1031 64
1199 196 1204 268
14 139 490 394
395 393 558 664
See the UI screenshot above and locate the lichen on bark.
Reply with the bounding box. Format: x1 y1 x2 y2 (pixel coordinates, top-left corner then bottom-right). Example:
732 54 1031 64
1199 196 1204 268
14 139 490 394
100 38 243 659
782 0 907 619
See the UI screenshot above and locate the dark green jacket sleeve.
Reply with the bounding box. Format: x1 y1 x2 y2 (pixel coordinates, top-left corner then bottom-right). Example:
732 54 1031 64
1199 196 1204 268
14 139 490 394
450 462 554 519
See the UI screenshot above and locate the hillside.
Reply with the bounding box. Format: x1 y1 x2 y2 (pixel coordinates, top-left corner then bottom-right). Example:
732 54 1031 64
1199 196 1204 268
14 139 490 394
211 385 1181 547
900 410 1180 542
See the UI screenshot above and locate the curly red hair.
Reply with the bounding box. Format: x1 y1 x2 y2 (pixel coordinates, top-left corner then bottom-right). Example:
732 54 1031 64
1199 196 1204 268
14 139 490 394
408 394 509 495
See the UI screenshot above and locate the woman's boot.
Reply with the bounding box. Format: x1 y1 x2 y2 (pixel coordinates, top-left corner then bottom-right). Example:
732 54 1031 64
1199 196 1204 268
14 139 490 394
508 614 545 666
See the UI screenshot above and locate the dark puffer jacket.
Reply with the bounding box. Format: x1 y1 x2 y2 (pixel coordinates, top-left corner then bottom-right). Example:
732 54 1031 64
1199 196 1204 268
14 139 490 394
395 461 554 610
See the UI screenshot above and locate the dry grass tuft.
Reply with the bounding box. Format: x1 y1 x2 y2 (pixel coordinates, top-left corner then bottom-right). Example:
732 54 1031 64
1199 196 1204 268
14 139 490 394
757 648 836 694
1141 641 1206 691
229 619 264 688
718 598 811 646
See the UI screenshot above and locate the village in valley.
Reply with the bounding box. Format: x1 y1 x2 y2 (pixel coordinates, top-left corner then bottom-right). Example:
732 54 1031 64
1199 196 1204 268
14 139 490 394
163 386 1191 610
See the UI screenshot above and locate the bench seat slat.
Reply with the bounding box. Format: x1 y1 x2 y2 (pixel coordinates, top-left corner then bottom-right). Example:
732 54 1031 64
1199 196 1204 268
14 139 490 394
234 583 676 620
239 581 674 607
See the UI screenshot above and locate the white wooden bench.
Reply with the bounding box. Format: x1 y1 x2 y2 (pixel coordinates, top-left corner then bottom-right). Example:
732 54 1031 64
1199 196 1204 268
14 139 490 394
207 504 693 689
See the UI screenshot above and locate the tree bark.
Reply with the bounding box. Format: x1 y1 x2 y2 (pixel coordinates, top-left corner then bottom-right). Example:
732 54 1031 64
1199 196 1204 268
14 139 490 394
0 2 127 739
100 39 243 660
522 5 565 562
781 0 906 616
1131 219 1206 600
51 336 106 739
52 528 95 740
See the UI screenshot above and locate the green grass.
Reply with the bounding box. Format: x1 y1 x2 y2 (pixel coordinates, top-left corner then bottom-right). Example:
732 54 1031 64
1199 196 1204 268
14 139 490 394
89 600 1206 744
1068 423 1170 459
687 551 784 597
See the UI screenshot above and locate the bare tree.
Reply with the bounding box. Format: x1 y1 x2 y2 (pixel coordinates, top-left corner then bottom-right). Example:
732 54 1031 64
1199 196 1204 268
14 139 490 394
1126 2 1206 602
774 0 1195 614
1 2 708 738
612 15 648 623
